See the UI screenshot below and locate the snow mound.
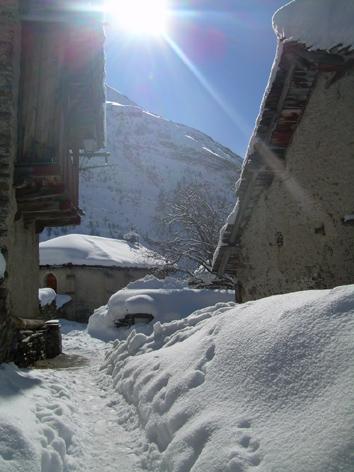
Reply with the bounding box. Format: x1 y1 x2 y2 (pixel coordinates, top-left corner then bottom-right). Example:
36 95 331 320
88 275 234 341
102 285 354 471
0 362 78 472
273 0 354 51
38 289 71 310
126 274 188 290
39 234 165 268
39 288 56 307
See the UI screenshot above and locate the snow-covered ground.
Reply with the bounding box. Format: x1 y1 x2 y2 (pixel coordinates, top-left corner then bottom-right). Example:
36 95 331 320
1 285 353 472
0 322 142 472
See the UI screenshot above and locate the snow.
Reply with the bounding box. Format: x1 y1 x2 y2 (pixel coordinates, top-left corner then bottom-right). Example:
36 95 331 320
101 285 354 471
56 294 72 309
273 0 354 51
344 214 354 223
39 234 165 268
213 200 240 266
39 289 72 310
0 364 43 472
1 286 353 471
39 288 57 307
191 266 217 285
88 275 235 341
0 323 140 472
0 252 5 279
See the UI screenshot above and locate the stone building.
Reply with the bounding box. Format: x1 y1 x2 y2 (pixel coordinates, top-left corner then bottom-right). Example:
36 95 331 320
39 234 167 322
0 0 105 362
213 0 354 302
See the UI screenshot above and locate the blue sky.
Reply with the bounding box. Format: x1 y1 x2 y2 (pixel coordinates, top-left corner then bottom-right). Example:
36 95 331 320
105 0 287 157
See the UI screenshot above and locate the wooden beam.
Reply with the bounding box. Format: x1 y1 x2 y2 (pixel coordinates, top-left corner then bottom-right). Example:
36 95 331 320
36 214 81 230
16 191 64 203
18 198 72 214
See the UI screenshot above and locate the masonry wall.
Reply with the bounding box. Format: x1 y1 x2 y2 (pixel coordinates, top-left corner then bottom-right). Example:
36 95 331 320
0 1 41 363
0 0 21 362
6 219 39 318
236 70 354 301
39 266 157 322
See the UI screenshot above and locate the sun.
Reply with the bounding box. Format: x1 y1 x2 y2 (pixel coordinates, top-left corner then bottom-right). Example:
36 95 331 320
105 0 169 37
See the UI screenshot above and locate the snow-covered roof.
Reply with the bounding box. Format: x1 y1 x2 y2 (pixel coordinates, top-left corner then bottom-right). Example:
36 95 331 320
273 0 354 51
39 234 165 269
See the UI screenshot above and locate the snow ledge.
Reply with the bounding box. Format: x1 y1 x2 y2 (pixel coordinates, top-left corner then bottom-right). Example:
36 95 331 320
273 0 354 51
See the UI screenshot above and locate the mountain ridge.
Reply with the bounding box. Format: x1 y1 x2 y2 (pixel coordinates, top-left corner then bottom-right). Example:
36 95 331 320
45 86 242 245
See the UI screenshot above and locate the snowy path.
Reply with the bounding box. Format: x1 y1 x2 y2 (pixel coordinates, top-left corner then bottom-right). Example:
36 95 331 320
2 286 353 472
30 322 143 472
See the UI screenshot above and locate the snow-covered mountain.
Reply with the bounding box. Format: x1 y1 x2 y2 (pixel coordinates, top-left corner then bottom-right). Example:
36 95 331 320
46 86 242 243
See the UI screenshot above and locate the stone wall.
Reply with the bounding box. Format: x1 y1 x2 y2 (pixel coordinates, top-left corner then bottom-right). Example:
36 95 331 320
14 319 62 367
0 1 40 363
6 219 39 318
235 71 354 301
39 266 158 322
0 0 21 363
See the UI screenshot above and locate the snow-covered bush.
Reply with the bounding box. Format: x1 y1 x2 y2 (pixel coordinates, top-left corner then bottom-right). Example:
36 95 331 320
39 288 56 308
188 265 234 289
38 288 72 313
123 230 140 245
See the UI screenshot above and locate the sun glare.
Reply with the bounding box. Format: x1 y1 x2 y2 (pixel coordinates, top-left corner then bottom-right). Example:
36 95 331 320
106 0 169 37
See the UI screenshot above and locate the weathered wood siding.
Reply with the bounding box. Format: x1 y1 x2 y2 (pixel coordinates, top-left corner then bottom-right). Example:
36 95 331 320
18 22 67 165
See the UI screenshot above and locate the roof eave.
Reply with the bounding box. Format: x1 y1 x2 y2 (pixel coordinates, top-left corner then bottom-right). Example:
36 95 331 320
213 40 354 276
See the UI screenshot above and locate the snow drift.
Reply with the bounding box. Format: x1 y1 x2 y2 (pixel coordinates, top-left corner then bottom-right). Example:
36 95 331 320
88 276 235 341
101 285 354 472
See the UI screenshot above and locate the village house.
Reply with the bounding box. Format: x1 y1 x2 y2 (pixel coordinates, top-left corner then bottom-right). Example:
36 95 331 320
213 1 354 302
39 234 167 322
0 0 105 362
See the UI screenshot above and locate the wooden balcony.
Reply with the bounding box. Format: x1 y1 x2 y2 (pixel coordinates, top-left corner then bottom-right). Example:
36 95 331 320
15 150 80 230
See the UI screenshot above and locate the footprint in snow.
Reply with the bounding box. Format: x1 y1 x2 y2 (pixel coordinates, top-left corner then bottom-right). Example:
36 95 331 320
226 421 262 470
195 343 216 378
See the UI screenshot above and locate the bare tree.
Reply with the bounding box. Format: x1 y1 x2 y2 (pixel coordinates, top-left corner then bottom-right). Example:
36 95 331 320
152 182 231 276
